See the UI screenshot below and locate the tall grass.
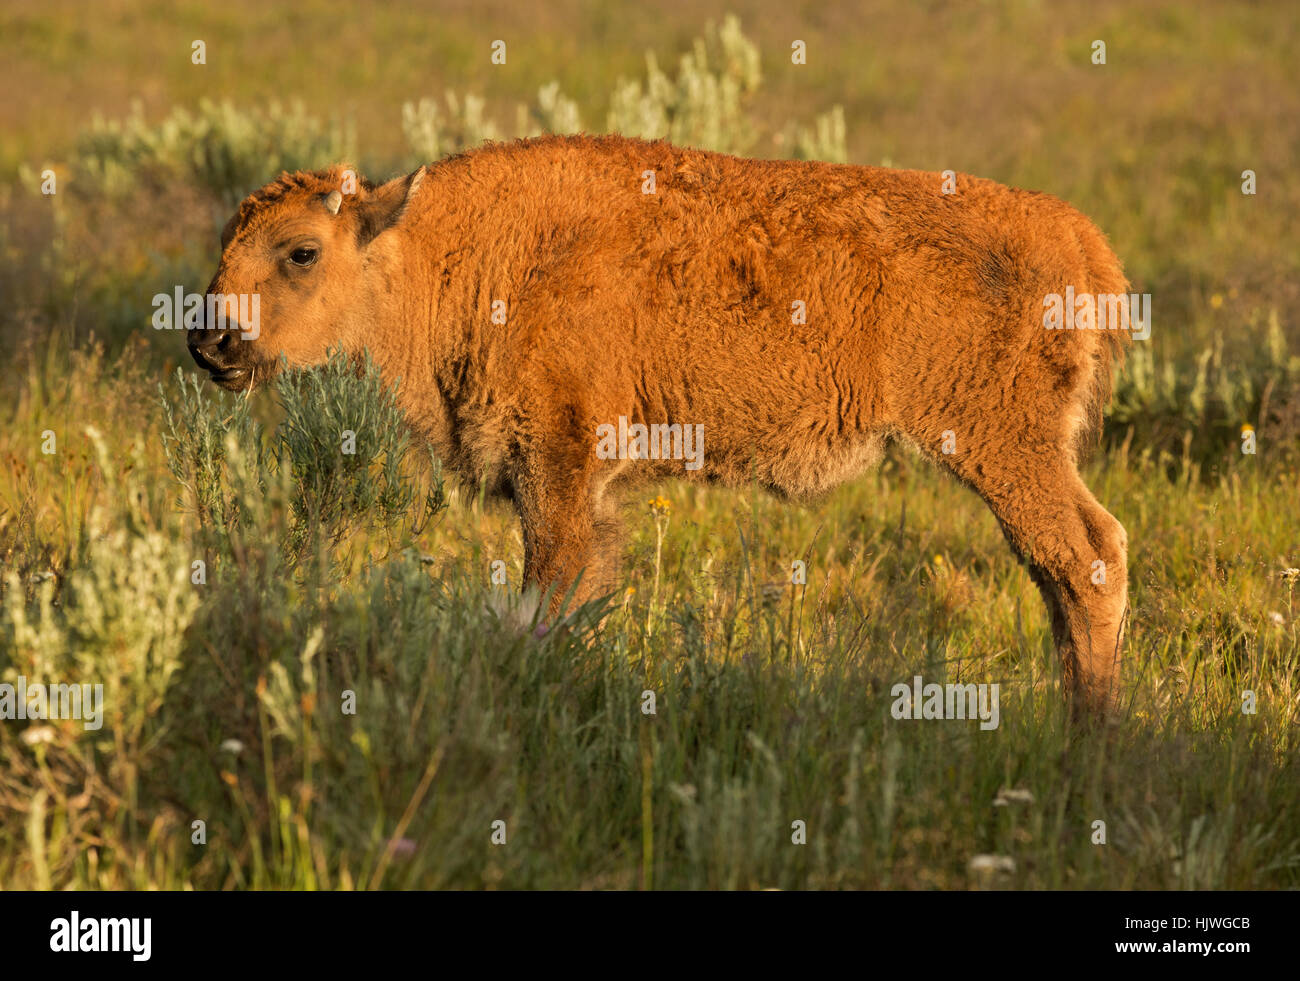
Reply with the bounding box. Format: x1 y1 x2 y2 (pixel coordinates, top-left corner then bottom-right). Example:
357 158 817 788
1 338 1297 889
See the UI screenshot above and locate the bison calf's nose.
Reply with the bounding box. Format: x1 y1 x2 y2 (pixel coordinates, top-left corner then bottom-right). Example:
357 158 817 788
187 326 235 372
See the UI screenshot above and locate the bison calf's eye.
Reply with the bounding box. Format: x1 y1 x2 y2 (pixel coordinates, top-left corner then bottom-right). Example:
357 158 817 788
288 246 319 267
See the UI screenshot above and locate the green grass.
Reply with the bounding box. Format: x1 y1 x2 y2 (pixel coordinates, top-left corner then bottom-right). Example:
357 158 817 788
1 340 1297 889
1 1 1299 890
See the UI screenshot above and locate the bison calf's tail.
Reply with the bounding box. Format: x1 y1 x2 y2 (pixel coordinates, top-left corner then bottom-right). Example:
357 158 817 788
1072 220 1135 467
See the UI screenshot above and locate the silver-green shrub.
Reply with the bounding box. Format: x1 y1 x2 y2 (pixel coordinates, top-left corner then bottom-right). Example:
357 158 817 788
76 98 356 202
158 349 446 555
605 14 762 154
274 349 446 542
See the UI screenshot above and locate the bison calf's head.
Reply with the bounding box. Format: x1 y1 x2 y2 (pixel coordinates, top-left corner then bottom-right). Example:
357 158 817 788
189 164 425 390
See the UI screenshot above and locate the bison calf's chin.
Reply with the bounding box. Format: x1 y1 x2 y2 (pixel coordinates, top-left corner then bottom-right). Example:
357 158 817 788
206 134 1134 716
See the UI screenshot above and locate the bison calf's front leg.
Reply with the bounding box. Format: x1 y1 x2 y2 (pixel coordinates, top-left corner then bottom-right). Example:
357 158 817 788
516 475 623 620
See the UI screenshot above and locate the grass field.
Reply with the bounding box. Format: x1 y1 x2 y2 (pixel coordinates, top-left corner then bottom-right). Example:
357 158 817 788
1 1 1298 889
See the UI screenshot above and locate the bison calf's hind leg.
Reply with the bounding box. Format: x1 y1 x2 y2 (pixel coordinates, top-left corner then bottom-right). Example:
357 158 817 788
982 466 1128 715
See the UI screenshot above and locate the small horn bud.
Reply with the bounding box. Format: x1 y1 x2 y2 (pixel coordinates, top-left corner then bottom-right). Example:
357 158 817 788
324 190 343 215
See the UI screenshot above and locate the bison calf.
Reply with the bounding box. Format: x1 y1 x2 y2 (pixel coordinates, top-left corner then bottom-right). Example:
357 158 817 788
190 134 1132 714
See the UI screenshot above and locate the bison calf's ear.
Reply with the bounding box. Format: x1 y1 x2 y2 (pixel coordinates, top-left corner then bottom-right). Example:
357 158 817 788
355 166 425 246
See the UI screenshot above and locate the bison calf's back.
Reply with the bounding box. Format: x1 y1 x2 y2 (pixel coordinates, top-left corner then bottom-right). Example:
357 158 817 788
202 134 1134 715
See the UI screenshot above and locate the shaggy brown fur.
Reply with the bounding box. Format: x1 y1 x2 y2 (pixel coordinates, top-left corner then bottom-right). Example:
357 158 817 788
190 134 1132 714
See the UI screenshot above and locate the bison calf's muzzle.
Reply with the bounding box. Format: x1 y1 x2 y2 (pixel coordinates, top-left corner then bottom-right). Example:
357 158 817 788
187 325 249 387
